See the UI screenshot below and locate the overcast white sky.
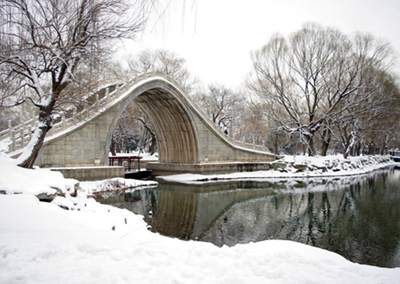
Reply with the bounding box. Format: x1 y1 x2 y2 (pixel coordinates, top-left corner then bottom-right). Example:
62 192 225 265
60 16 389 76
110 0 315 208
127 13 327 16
119 0 400 89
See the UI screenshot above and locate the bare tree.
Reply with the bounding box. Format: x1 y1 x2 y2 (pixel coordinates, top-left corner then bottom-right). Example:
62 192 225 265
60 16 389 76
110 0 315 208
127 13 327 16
335 70 400 157
195 83 244 133
248 23 395 156
126 49 195 93
110 102 157 156
0 0 153 168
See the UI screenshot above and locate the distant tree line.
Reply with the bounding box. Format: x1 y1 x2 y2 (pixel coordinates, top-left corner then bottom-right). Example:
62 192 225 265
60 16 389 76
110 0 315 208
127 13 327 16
183 24 399 157
247 23 400 157
191 26 400 156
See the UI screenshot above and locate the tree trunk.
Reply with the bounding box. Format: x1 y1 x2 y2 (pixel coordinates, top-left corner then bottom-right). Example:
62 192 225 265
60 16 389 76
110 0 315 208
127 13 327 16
149 133 157 155
305 135 315 156
143 125 157 155
110 138 117 156
320 129 331 156
343 137 351 158
368 143 375 155
354 142 361 156
17 105 53 168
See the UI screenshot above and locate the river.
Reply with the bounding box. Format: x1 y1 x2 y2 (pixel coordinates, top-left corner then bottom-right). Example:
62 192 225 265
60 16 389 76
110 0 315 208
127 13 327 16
98 167 400 268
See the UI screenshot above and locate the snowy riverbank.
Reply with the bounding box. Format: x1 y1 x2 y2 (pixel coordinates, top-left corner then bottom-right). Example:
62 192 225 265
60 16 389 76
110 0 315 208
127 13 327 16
1 154 400 283
158 154 397 183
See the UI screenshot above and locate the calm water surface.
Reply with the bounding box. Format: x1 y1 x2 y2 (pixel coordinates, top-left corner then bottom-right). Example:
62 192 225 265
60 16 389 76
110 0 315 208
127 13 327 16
100 168 400 268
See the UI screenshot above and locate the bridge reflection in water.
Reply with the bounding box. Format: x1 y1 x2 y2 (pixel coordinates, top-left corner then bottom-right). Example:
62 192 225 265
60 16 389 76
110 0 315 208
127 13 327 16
99 169 400 268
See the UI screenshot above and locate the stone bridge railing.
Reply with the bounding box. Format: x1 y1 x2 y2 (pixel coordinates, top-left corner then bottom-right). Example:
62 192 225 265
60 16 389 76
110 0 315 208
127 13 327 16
0 71 159 154
0 117 37 154
0 71 270 155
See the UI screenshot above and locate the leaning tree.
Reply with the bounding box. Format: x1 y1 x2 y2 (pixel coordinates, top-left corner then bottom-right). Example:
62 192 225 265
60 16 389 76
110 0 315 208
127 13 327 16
0 0 153 168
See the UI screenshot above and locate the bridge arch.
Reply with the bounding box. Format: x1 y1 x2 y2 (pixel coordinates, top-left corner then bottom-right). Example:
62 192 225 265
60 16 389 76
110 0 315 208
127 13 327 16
106 78 199 163
10 73 278 173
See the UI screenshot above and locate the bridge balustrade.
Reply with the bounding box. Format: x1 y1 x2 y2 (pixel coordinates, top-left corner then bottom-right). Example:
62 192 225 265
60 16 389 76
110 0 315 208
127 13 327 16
0 70 271 156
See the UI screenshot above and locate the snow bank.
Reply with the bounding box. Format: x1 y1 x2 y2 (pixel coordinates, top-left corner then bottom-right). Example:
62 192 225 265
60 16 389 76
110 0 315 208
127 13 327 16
1 154 399 283
80 177 157 196
0 154 77 196
159 155 397 183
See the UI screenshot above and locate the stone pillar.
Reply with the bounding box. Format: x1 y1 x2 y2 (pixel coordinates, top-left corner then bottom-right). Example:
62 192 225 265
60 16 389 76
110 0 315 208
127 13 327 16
8 120 12 138
20 128 24 148
105 87 110 104
27 126 32 143
61 116 66 131
94 123 101 165
10 130 15 152
95 94 99 109
115 84 121 97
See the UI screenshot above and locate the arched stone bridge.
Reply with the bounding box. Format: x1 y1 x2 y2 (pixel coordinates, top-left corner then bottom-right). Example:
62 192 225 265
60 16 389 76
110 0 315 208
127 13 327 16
2 73 279 175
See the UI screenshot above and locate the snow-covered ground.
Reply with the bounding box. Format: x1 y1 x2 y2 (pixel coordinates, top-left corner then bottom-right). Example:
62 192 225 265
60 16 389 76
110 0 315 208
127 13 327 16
1 153 400 283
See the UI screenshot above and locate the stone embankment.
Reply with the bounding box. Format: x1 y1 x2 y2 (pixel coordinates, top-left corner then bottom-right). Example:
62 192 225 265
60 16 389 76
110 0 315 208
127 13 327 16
160 155 397 183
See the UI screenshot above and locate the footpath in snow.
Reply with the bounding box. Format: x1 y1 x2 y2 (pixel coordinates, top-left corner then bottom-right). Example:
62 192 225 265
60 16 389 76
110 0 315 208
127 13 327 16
0 154 399 284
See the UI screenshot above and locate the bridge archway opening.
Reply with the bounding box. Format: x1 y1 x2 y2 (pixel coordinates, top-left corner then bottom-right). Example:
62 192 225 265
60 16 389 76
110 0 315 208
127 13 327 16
106 80 199 164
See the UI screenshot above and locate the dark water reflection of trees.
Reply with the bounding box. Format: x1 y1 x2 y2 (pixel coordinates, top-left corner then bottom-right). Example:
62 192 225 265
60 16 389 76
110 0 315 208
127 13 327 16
106 168 400 268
